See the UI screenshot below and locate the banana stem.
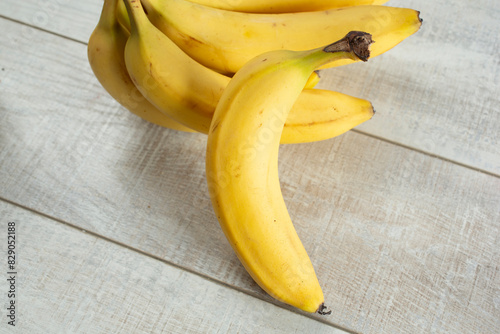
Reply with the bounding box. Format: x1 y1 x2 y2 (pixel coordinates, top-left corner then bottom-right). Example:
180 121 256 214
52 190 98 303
97 0 119 30
124 0 146 35
303 31 373 70
324 31 373 62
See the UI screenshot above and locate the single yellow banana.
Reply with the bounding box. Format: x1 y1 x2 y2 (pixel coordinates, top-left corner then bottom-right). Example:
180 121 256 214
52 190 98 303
187 0 389 13
122 0 374 142
123 0 229 133
141 0 421 74
87 0 194 132
206 31 373 313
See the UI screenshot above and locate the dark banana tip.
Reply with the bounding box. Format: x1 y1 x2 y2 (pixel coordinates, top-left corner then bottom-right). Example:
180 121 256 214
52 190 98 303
370 102 376 116
317 303 332 315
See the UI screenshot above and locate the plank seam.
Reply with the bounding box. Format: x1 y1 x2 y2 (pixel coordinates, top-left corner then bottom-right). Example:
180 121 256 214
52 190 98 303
0 196 358 334
0 14 87 46
352 129 499 178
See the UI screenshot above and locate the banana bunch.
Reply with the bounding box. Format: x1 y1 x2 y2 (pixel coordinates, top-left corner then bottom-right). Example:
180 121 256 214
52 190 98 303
88 0 421 314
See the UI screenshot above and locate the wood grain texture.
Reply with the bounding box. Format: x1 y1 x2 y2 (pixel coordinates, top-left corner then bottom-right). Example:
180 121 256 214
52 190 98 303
0 0 100 42
318 0 500 175
1 17 499 333
0 200 348 334
0 0 498 174
280 138 500 333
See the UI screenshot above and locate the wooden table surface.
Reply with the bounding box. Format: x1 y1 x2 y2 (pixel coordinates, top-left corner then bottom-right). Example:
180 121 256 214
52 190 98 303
1 0 499 333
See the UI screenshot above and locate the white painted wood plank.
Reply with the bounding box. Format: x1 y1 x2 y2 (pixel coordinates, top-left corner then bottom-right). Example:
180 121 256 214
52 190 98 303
318 0 500 175
0 0 101 42
0 18 499 333
0 0 498 174
0 200 347 333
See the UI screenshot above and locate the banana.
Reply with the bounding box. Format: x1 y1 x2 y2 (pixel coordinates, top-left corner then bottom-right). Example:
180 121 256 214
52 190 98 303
141 0 421 74
122 0 374 142
87 0 194 132
187 0 389 13
283 89 373 144
115 0 321 89
206 31 373 313
304 70 321 89
116 0 131 33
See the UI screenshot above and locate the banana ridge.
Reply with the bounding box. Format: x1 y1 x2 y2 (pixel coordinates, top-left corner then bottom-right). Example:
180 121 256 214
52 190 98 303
188 0 390 13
